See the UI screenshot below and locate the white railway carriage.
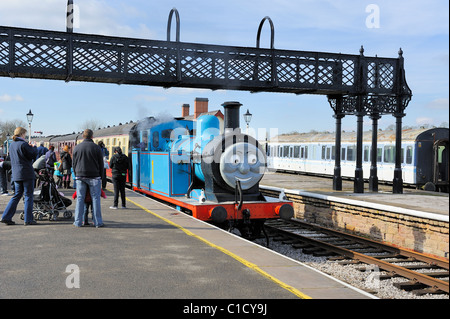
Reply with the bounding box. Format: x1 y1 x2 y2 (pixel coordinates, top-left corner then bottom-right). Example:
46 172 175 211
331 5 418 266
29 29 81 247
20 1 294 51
267 128 449 191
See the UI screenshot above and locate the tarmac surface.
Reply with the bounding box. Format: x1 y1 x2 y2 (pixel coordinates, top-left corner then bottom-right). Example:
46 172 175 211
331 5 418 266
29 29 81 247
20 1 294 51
0 182 373 300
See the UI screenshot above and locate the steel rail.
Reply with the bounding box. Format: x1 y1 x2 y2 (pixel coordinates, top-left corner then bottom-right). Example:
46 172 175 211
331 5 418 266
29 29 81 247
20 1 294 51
265 220 449 293
288 219 449 270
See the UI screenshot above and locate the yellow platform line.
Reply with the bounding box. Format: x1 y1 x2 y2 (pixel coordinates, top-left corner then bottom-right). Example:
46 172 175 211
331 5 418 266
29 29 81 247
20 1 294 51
127 198 312 299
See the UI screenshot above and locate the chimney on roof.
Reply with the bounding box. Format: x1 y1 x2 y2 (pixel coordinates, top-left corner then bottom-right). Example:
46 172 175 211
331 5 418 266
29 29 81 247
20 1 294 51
194 97 208 118
182 104 190 117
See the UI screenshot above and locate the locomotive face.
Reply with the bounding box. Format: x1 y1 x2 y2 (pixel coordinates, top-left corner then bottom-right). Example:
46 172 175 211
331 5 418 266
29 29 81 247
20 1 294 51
219 142 266 190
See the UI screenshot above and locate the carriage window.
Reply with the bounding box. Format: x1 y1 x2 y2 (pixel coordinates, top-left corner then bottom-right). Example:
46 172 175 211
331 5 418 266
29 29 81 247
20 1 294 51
278 146 282 157
405 146 413 164
364 146 370 162
438 146 446 163
377 148 382 162
341 147 346 161
347 146 356 161
384 146 395 163
294 146 300 158
331 146 335 160
321 146 326 160
283 146 290 158
304 146 308 159
326 147 331 160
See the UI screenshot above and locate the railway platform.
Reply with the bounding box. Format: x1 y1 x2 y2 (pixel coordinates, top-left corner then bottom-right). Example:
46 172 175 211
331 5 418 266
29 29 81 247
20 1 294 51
0 183 374 302
260 172 449 259
260 172 449 218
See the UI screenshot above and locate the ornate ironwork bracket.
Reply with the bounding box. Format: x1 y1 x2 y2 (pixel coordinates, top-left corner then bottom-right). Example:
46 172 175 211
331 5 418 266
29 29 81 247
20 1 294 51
255 16 277 88
167 8 180 42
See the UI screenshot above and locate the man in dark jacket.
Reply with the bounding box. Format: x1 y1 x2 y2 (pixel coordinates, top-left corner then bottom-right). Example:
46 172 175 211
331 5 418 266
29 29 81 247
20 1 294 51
36 142 48 160
108 147 129 209
1 127 38 225
72 129 105 228
45 145 57 175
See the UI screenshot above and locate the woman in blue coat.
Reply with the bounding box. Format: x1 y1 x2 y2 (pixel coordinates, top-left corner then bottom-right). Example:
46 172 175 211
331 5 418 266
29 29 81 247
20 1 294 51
0 127 38 225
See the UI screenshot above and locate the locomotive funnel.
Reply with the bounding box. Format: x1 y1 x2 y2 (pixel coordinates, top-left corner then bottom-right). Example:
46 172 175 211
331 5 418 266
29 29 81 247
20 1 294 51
222 101 242 130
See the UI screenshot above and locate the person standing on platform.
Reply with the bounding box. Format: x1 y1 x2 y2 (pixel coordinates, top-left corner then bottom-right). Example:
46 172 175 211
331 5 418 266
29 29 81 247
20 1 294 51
0 152 9 195
98 141 109 189
60 145 73 188
72 129 105 228
36 142 48 161
45 145 57 175
109 147 129 209
0 127 38 225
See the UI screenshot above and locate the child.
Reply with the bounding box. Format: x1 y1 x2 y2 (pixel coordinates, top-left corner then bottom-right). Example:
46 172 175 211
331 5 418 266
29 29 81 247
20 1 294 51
54 162 63 188
72 186 107 226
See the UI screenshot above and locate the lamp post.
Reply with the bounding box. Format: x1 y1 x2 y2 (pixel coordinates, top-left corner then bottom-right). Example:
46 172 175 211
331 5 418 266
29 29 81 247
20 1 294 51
26 109 34 143
243 109 252 133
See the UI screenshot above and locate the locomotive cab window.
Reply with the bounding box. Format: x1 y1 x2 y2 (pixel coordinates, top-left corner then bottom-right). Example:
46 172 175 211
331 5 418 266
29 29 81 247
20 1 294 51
161 129 173 139
140 131 149 151
152 131 159 149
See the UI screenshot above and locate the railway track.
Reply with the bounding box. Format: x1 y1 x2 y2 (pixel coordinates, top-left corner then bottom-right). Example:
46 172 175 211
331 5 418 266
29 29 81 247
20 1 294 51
264 219 449 296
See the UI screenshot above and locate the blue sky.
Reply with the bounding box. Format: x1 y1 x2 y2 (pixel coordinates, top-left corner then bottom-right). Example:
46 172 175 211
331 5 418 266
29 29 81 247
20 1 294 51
0 0 448 137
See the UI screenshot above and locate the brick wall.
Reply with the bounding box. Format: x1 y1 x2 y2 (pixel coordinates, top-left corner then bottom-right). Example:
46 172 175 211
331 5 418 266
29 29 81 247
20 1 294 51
262 189 449 260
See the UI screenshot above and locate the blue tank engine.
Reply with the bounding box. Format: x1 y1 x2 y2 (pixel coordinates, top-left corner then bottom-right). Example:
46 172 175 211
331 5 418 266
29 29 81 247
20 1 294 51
132 101 294 238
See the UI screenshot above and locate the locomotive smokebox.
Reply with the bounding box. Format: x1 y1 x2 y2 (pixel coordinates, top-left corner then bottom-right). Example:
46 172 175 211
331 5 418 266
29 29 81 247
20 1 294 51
222 101 242 131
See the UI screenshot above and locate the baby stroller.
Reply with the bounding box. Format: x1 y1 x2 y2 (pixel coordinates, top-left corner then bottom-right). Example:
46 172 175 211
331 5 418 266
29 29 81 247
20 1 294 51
20 168 73 221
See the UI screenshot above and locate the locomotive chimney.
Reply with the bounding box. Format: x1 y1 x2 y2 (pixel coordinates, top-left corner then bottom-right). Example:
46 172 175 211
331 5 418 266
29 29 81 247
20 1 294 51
181 103 190 117
222 101 242 131
194 97 209 118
